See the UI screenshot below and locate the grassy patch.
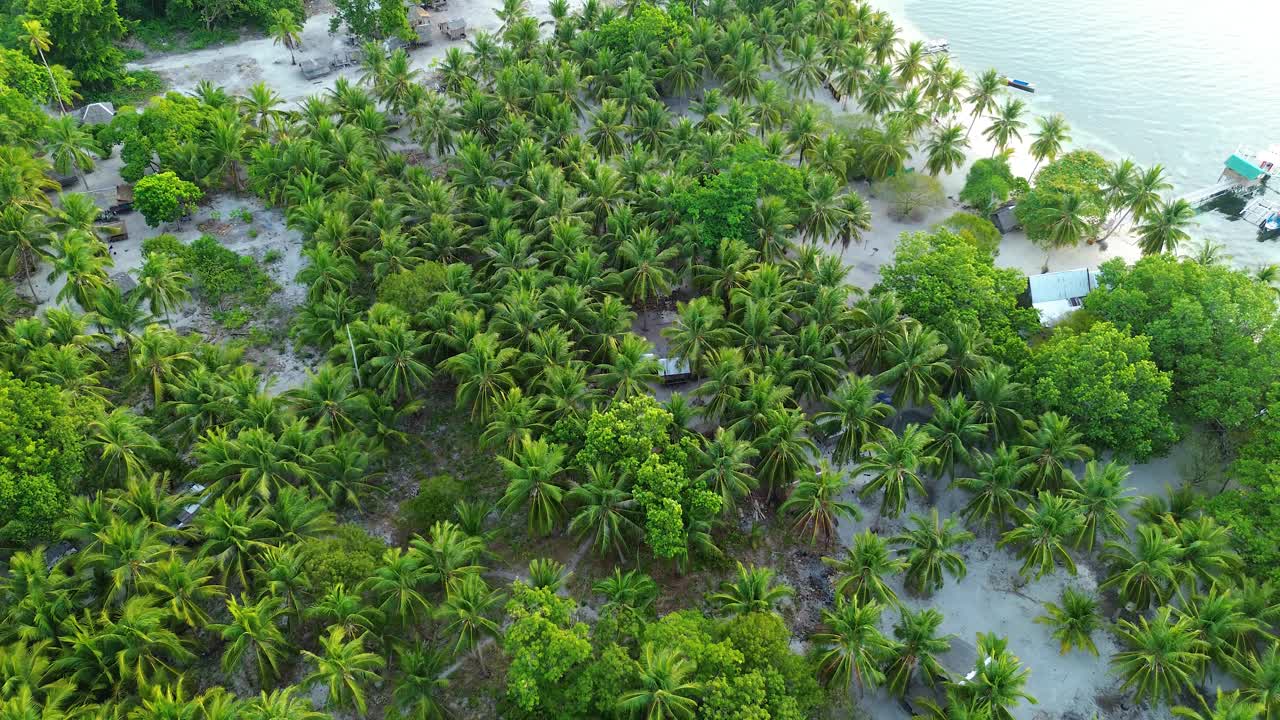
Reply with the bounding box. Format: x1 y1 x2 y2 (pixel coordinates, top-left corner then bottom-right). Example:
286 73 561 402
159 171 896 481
83 70 167 106
142 233 280 313
133 18 240 52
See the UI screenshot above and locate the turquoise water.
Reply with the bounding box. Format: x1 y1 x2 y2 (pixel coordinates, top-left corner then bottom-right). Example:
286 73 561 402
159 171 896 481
887 0 1280 245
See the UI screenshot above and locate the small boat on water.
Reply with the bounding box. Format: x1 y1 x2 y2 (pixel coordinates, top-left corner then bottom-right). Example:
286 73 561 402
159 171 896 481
1007 78 1036 93
922 38 950 55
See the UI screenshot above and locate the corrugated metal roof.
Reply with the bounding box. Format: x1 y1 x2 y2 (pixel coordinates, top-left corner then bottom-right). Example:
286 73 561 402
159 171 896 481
1226 153 1265 181
1028 268 1095 304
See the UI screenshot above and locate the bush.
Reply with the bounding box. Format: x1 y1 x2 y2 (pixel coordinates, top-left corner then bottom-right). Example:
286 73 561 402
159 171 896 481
673 141 806 250
399 474 464 533
307 524 386 590
377 262 447 312
143 233 278 309
959 156 1023 214
134 171 202 226
938 211 1002 255
596 2 686 54
1015 150 1110 244
873 173 945 221
0 372 86 545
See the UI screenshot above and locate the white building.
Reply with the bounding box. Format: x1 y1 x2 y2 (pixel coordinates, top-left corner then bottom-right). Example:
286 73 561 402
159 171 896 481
1028 267 1099 325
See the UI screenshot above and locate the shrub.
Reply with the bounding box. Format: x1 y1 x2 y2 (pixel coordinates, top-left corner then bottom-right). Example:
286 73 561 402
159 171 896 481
307 524 386 590
1015 150 1110 244
399 474 464 533
134 171 202 226
939 211 1002 255
673 141 806 250
959 156 1023 214
873 173 945 221
144 234 278 310
596 3 686 54
377 262 447 313
0 372 86 544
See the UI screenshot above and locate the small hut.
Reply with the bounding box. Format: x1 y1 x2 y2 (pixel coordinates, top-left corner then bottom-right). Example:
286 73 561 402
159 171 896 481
74 102 116 126
110 272 137 295
991 201 1019 234
300 58 331 80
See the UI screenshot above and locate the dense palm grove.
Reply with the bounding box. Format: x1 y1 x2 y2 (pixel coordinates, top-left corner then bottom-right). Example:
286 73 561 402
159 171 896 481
4 0 1280 718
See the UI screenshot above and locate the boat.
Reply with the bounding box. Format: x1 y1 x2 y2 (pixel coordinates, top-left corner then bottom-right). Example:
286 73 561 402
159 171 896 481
1266 212 1280 232
922 38 950 55
1007 78 1035 93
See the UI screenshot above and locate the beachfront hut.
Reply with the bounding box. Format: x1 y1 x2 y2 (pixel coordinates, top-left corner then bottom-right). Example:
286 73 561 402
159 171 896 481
657 357 693 385
300 58 331 80
991 202 1019 234
1027 267 1098 325
74 102 115 126
110 272 137 295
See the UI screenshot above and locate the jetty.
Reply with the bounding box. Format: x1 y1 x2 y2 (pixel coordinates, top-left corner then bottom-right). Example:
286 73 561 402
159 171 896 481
1177 146 1278 210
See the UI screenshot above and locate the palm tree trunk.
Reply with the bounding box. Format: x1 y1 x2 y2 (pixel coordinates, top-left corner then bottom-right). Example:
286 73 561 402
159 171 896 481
37 47 66 114
1098 207 1133 243
966 111 980 138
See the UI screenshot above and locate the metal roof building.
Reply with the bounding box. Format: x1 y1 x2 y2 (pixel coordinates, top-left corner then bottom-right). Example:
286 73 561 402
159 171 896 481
1028 267 1098 325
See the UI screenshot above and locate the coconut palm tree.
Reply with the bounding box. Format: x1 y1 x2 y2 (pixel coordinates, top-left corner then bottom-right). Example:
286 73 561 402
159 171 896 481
1112 606 1208 706
881 322 950 407
0 206 53 301
1017 412 1092 493
215 594 291 688
618 227 677 317
965 69 1005 138
924 123 969 176
1174 689 1265 720
952 445 1028 531
436 574 504 675
798 173 845 245
441 332 519 422
782 461 859 546
616 645 702 720
813 596 893 693
1137 198 1196 256
782 35 826 98
18 20 65 112
1102 523 1182 612
363 548 433 632
567 465 641 560
884 607 951 697
1028 114 1071 176
1176 586 1262 679
1035 192 1092 251
268 9 302 65
860 118 913 180
1242 644 1280 720
825 529 908 607
694 428 758 516
1067 460 1134 551
1169 515 1240 592
859 424 934 519
893 509 974 595
137 253 190 326
497 437 567 537
961 634 1038 720
925 395 987 482
999 492 1085 579
41 115 97 189
302 627 385 715
595 334 660 400
85 408 167 487
861 65 899 117
708 563 794 617
47 232 111 309
815 374 893 466
1035 587 1101 656
836 192 873 250
389 644 452 720
983 98 1027 157
662 297 728 373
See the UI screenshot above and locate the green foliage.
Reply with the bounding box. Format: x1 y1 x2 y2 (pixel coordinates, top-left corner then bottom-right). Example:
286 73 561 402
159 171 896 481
874 173 945 221
398 474 463 533
938 211 1002 255
1086 254 1280 430
144 233 278 309
674 142 806 250
329 0 409 39
114 93 207 181
377 262 447 313
133 171 203 226
0 83 47 145
878 229 1038 367
24 0 129 88
503 582 593 715
307 524 386 590
1016 150 1109 244
0 372 86 544
0 48 76 105
959 156 1025 215
84 69 166 105
577 396 720 560
1025 321 1176 459
595 2 686 55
